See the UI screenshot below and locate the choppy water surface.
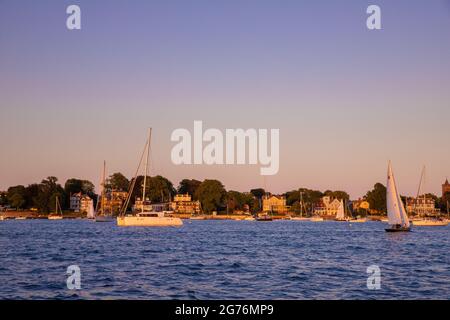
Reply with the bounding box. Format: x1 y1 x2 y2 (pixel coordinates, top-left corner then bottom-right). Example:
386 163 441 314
0 220 449 299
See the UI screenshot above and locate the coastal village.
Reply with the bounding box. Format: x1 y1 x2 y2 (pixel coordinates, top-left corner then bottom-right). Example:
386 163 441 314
1 174 449 221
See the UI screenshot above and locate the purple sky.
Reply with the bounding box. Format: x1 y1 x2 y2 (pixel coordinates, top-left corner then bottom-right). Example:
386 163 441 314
1 0 450 198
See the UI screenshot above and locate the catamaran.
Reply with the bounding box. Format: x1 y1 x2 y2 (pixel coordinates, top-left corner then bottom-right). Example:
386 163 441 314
385 162 411 232
48 196 63 220
117 128 183 227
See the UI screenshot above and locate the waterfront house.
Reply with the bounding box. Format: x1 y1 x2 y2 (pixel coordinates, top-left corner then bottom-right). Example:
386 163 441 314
170 194 201 214
262 195 288 213
70 192 94 213
314 196 341 216
406 197 440 215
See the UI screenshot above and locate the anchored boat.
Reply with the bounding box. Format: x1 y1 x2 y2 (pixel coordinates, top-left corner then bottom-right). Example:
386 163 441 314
385 162 411 232
48 196 63 220
117 128 183 227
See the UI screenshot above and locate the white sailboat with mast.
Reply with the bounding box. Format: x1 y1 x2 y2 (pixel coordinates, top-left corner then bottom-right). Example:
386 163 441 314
117 128 183 227
385 161 411 232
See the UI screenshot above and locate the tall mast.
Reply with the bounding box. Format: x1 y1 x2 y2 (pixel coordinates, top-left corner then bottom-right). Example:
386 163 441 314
101 160 106 215
142 128 152 213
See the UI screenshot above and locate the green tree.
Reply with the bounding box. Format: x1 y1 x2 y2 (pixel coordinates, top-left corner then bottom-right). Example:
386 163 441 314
35 177 65 213
250 188 265 211
7 185 27 209
131 175 176 203
108 173 129 192
324 190 350 201
9 193 26 210
178 179 202 199
195 180 226 214
365 183 386 214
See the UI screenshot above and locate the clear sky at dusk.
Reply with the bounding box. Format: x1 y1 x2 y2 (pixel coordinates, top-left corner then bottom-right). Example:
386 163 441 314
1 0 450 198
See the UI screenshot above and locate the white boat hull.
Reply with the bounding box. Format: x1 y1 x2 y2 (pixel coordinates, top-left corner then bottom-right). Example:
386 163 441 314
117 216 183 227
351 218 367 223
48 216 63 220
412 219 449 227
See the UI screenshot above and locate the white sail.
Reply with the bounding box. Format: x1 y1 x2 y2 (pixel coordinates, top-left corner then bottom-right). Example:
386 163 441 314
336 200 345 220
87 201 95 219
386 162 407 226
397 190 410 228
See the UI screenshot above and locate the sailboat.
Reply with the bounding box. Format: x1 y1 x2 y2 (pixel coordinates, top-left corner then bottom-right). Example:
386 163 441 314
87 201 95 220
334 199 348 221
95 161 114 222
117 128 183 227
48 196 63 220
411 166 449 227
292 191 310 221
385 162 411 232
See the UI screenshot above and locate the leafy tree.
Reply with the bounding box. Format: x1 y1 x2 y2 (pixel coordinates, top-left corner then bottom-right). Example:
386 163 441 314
365 183 386 213
178 179 201 199
7 185 27 209
108 172 129 192
250 188 265 199
324 190 350 201
131 175 176 203
0 192 7 206
9 193 26 209
195 180 226 214
34 177 65 213
25 184 40 209
65 178 95 195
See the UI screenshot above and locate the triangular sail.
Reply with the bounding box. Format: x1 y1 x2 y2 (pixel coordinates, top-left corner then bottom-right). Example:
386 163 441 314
87 201 95 219
336 200 345 220
386 162 406 226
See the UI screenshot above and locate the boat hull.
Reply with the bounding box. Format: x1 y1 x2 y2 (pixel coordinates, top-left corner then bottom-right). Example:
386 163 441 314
48 216 63 220
412 220 449 227
385 226 411 232
95 215 115 222
117 216 183 227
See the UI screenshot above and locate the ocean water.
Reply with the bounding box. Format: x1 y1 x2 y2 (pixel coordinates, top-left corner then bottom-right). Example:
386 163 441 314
0 219 449 300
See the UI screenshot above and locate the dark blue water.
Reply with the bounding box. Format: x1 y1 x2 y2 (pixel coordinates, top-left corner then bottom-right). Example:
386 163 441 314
0 220 449 299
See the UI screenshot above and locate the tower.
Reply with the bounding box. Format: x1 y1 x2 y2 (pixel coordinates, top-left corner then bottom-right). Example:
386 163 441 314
442 178 450 200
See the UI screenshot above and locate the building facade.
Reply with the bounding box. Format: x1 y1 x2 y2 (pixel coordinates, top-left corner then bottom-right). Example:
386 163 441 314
170 194 201 214
70 192 93 213
262 195 288 213
406 197 440 215
314 196 341 216
352 199 370 212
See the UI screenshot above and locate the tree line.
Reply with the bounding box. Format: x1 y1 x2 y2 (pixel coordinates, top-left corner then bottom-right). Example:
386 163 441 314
1 174 449 214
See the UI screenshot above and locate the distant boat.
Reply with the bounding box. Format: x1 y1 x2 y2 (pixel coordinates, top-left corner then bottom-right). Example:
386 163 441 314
335 200 348 221
256 213 273 221
310 216 324 222
350 218 367 223
15 216 27 220
87 201 95 220
412 218 449 227
244 216 256 221
190 215 206 220
117 128 183 227
385 162 411 232
291 217 310 221
95 161 114 223
48 196 63 220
